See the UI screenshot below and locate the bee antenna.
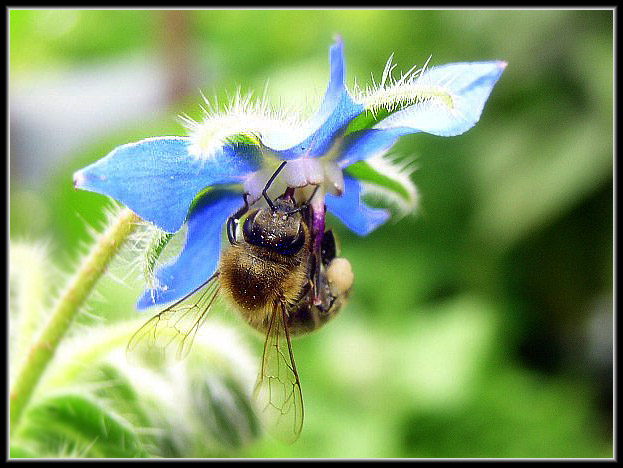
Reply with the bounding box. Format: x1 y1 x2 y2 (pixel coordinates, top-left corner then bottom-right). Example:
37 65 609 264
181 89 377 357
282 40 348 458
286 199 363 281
263 161 287 211
284 185 319 215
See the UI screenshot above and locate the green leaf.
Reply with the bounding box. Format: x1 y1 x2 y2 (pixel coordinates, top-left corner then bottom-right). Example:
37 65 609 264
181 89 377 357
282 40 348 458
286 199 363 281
345 158 418 214
345 160 409 201
16 393 149 458
343 108 393 136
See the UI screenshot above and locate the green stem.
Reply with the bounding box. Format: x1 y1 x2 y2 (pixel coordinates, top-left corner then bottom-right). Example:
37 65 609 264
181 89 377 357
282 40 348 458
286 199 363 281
9 208 140 434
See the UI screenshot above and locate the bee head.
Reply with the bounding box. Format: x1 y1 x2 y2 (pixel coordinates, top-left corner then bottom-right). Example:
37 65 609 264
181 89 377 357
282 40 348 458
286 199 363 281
242 198 306 255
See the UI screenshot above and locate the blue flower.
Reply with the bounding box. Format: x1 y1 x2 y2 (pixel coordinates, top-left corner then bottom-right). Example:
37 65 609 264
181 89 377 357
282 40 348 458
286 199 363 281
73 38 506 309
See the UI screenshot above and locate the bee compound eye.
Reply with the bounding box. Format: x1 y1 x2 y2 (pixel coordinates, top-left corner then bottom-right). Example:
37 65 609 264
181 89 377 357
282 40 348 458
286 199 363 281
242 210 261 244
326 257 354 296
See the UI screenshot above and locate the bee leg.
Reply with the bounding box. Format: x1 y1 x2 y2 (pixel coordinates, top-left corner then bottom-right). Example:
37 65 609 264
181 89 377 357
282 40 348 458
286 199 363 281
280 301 301 379
283 185 320 216
310 205 326 305
314 293 336 316
320 229 337 266
263 161 287 211
326 294 337 314
226 193 250 245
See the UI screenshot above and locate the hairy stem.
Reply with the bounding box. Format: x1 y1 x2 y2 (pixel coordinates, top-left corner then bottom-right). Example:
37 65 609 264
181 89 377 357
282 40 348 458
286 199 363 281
9 208 140 434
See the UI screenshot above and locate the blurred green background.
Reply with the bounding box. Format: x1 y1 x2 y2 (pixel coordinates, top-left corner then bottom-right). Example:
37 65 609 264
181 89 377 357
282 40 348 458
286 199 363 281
9 9 613 458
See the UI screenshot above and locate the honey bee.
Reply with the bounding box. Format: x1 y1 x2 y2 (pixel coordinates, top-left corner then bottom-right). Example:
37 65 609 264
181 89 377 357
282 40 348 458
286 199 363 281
128 162 354 443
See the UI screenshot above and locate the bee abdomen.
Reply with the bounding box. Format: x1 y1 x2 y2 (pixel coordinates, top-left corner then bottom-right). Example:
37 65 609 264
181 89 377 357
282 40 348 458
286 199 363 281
219 244 309 330
222 254 280 309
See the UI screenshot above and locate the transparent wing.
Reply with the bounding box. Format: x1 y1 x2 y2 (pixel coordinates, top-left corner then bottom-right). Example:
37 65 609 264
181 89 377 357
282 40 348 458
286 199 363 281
127 273 221 362
252 301 304 444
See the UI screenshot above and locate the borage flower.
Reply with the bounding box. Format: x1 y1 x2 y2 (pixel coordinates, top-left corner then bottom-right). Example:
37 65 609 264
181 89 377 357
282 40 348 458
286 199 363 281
73 38 506 309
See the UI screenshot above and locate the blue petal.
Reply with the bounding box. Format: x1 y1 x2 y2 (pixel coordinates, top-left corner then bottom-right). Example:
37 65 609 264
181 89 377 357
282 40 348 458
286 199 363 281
73 137 260 233
317 36 349 118
336 127 414 168
325 175 390 236
374 61 506 137
275 38 365 160
136 189 243 309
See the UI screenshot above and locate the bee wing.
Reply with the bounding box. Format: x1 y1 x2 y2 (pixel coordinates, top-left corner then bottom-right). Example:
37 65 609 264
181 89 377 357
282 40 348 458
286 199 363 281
127 273 221 361
252 302 304 444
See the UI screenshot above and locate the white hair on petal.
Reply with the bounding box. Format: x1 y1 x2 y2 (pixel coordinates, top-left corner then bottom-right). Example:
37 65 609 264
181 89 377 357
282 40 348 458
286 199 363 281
354 53 456 117
180 87 303 161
